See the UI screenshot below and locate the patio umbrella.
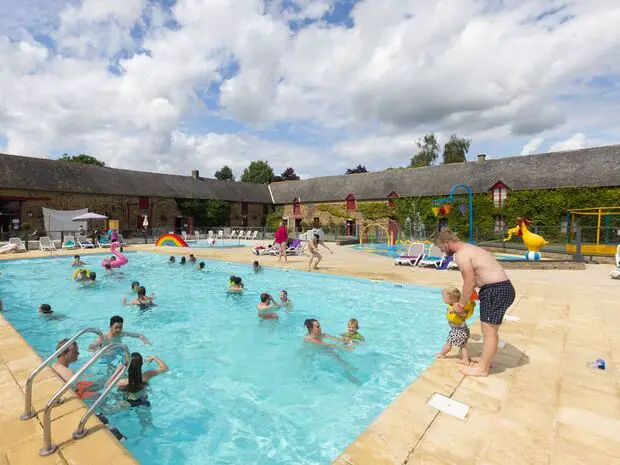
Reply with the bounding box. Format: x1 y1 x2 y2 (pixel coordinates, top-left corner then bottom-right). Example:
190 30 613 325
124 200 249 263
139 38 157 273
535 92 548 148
72 212 108 234
143 215 149 229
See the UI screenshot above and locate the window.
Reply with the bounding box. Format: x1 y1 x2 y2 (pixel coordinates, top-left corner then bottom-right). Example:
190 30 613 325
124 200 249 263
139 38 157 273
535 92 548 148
346 194 356 212
388 191 400 208
313 217 320 228
139 196 149 210
293 198 301 216
490 182 508 208
494 215 505 233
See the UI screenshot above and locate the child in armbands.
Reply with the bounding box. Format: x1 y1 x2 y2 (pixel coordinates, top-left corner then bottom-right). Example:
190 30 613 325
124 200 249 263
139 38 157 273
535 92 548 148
342 318 365 343
437 287 475 365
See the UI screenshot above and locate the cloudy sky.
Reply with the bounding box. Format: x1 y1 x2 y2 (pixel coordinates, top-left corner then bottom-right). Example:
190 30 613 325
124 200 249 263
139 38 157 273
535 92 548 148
1 0 619 179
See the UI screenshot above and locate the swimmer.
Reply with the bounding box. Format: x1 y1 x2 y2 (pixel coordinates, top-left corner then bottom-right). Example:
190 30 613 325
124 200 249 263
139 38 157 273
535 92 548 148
39 303 53 315
180 257 186 265
279 290 293 311
52 339 79 382
256 293 280 319
72 255 86 267
168 256 176 264
122 286 156 309
131 281 140 293
342 318 365 343
307 234 333 271
89 315 150 351
304 319 352 349
253 260 262 273
74 269 89 281
228 276 244 292
197 262 205 271
88 271 97 282
104 262 113 272
189 254 197 264
107 352 168 396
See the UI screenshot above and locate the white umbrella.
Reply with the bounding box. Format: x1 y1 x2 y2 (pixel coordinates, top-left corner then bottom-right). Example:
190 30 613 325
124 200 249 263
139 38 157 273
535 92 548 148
72 212 108 234
143 215 149 228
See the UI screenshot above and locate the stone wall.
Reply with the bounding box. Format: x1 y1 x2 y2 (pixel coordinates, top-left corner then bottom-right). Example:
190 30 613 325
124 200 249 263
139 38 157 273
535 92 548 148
230 202 267 227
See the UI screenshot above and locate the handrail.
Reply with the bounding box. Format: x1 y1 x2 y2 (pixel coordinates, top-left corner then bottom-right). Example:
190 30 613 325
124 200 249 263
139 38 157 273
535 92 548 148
20 327 104 420
39 342 130 456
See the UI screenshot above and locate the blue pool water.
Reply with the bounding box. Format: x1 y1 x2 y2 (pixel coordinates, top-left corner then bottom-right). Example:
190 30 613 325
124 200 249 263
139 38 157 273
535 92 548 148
0 253 445 464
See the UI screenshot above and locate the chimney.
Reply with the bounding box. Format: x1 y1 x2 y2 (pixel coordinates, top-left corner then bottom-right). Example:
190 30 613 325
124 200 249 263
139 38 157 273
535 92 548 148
191 170 199 179
477 153 486 163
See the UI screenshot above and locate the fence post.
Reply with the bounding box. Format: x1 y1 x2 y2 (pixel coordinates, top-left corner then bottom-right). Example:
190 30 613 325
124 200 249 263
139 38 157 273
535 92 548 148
575 223 583 262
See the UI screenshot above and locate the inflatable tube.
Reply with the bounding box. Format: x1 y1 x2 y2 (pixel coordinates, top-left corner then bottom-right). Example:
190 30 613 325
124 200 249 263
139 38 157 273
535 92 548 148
73 268 90 280
0 243 17 254
102 242 128 269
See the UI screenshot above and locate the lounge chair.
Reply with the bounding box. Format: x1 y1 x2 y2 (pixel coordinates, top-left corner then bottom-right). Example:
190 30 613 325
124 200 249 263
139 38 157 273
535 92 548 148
217 230 224 240
208 230 214 240
76 235 95 248
394 243 425 266
182 231 188 241
8 237 27 252
62 235 77 249
228 230 238 239
285 239 305 255
238 230 247 240
250 231 259 241
418 245 445 268
39 236 57 251
97 236 111 248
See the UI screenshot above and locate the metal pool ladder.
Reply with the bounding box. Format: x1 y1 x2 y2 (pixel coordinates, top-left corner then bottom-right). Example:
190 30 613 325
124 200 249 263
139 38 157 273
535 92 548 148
18 327 131 456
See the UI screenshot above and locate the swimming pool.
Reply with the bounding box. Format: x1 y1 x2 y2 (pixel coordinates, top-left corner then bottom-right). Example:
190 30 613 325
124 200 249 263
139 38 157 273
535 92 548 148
0 253 445 464
351 243 528 261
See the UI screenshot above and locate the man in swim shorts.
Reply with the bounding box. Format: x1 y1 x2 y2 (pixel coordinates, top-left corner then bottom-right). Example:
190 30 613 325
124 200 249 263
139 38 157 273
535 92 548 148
436 229 516 377
89 315 150 351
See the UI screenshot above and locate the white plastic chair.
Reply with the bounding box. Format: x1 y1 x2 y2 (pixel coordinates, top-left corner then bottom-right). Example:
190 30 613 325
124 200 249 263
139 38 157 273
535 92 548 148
62 235 77 250
418 245 445 268
218 230 224 240
228 230 238 239
250 231 258 240
8 237 27 252
39 236 57 251
76 235 95 248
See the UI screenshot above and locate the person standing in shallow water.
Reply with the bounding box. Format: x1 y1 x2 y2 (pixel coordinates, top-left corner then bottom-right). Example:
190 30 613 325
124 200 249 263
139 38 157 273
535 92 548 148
435 229 516 377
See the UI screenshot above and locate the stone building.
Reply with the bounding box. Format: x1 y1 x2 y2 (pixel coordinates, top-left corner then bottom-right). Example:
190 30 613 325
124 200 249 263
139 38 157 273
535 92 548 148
0 154 272 235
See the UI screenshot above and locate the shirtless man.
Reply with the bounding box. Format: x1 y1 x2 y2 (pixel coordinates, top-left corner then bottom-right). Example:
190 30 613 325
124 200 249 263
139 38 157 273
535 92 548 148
436 229 516 377
89 315 150 351
52 339 80 382
307 234 333 271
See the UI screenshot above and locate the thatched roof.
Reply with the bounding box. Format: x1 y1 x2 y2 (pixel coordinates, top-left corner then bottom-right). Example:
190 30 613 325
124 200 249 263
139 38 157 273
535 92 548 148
269 145 620 204
0 154 272 203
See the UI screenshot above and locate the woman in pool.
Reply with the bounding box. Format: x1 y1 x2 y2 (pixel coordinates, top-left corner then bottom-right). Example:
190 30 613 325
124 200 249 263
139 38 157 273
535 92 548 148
106 352 168 407
257 293 280 319
122 286 156 310
304 319 352 349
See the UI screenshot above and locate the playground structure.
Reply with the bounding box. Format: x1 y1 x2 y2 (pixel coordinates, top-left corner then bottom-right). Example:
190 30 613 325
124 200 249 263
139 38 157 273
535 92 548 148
565 207 620 255
504 218 548 260
432 184 474 243
155 233 189 247
359 222 397 246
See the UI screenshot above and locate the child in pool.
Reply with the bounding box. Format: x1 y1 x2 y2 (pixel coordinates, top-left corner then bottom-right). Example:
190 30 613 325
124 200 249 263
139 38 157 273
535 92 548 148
228 276 244 292
180 257 186 265
72 255 86 267
437 287 472 365
342 318 365 343
197 262 205 271
168 256 176 264
189 254 197 264
279 290 293 311
131 281 140 293
253 261 262 273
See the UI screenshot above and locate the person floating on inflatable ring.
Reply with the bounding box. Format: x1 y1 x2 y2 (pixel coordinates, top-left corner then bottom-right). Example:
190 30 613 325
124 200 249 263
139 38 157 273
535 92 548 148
437 287 477 365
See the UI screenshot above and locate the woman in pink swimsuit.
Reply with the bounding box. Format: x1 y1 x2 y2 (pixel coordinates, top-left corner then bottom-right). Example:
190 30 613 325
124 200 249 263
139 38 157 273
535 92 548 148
274 222 288 263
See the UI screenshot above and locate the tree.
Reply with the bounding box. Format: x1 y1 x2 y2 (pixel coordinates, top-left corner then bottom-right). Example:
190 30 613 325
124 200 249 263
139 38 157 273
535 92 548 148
345 164 368 174
176 199 231 227
410 133 439 168
59 153 106 167
442 134 471 164
214 165 235 181
273 167 300 182
240 161 275 184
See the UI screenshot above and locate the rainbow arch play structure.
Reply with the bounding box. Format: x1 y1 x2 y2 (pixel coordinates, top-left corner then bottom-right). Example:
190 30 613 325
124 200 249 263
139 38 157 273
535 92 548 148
155 233 189 247
360 223 394 246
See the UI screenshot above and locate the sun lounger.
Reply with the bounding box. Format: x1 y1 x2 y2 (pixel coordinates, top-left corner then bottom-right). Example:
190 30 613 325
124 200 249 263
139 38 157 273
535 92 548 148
8 237 27 252
228 230 238 239
418 245 445 268
394 243 424 266
250 231 259 241
39 236 57 251
97 236 111 248
62 235 77 249
76 235 95 248
218 230 224 240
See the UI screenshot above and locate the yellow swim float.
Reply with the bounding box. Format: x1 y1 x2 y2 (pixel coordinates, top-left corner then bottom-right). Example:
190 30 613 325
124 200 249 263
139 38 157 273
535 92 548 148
447 300 475 325
73 268 89 280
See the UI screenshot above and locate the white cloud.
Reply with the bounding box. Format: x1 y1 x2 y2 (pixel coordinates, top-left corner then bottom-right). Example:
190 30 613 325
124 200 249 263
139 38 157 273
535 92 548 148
0 0 619 177
549 133 587 152
521 137 544 155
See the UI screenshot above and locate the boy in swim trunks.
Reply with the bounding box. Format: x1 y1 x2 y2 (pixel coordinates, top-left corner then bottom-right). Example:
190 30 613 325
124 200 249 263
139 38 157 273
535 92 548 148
437 287 470 365
72 255 86 267
342 318 365 343
89 315 150 351
436 230 516 377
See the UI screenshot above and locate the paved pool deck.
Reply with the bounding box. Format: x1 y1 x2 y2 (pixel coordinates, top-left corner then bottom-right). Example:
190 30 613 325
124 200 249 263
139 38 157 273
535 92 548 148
1 242 619 464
